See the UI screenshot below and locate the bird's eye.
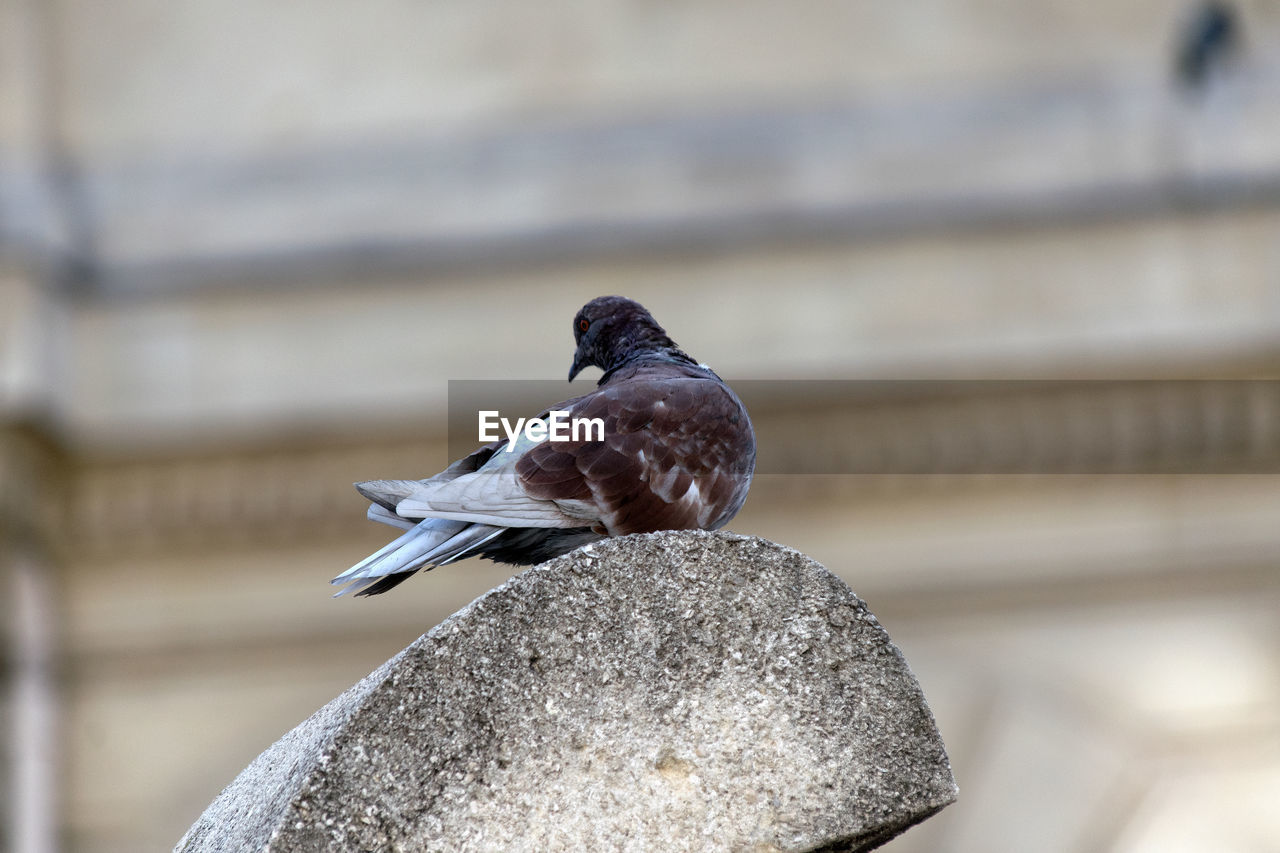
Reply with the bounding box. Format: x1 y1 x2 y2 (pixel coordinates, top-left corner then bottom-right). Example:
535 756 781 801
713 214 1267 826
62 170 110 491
578 319 590 332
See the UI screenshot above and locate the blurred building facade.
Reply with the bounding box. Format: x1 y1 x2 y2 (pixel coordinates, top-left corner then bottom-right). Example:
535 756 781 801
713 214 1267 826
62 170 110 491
3 1 1280 850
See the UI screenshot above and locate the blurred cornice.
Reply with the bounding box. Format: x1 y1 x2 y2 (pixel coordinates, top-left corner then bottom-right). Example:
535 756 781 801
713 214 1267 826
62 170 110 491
70 379 1280 556
2 68 1275 298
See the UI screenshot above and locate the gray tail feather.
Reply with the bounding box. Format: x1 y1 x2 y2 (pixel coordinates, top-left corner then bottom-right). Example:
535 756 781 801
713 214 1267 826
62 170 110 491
355 479 421 513
330 518 504 597
367 503 415 531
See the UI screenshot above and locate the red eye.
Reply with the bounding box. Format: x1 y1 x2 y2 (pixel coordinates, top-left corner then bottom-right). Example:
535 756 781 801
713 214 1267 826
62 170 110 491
579 319 589 332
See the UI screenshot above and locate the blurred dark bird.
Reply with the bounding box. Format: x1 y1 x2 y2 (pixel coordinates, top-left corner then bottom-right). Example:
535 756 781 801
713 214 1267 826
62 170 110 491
1175 2 1239 88
332 295 756 596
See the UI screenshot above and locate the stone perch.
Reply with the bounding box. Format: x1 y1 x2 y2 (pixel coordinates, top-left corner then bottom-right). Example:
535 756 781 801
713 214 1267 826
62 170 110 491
176 531 957 852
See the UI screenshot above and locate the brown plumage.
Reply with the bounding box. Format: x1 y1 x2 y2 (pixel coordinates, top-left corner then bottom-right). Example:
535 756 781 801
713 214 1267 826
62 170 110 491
332 296 755 596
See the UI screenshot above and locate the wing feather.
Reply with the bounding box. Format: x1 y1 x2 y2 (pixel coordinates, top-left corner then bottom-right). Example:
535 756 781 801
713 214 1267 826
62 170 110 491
395 449 583 528
517 369 754 535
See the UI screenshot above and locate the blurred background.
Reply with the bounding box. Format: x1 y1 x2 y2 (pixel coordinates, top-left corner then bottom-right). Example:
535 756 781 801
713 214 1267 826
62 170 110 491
3 0 1280 850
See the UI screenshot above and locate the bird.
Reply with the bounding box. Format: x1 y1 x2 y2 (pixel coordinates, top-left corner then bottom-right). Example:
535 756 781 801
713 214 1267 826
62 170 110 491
1174 2 1238 89
331 295 756 596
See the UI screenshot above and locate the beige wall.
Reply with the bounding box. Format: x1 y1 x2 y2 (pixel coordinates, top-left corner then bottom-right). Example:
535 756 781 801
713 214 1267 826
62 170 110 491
50 0 1233 159
3 0 1280 851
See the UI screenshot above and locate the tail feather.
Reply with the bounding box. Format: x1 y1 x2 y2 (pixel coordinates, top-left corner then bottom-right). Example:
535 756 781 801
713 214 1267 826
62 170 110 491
330 518 509 597
331 518 463 596
432 525 505 565
338 437 581 595
355 479 422 513
367 503 415 531
340 570 420 597
334 525 430 582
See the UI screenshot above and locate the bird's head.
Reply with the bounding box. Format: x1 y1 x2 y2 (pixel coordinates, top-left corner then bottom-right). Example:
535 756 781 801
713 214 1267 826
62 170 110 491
568 296 677 382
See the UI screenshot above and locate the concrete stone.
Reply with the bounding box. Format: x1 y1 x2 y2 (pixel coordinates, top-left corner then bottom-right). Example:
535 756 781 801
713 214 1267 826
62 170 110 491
175 530 956 853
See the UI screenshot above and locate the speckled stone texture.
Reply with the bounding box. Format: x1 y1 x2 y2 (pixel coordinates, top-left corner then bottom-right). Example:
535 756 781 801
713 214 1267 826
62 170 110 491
175 530 956 853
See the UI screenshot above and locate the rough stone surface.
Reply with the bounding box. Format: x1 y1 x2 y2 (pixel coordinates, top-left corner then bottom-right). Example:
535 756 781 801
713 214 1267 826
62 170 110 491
176 531 956 853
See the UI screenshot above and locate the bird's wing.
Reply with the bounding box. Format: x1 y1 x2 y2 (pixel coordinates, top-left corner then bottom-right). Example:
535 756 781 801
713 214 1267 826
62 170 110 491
356 439 506 515
353 370 753 540
391 434 589 528
516 371 755 535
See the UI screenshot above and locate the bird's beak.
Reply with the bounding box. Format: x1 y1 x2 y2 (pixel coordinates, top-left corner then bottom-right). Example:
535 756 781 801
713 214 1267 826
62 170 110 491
568 354 586 382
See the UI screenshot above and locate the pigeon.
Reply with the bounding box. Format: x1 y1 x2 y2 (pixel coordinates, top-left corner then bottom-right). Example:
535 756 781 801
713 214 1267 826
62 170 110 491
1175 2 1238 89
332 295 756 596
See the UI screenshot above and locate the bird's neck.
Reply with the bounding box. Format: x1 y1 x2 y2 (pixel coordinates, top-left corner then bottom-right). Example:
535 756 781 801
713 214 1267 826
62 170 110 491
598 334 699 383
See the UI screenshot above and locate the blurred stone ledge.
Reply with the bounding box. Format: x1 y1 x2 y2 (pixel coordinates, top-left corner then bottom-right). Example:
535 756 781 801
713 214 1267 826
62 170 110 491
70 379 1280 553
5 67 1280 292
174 530 956 853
